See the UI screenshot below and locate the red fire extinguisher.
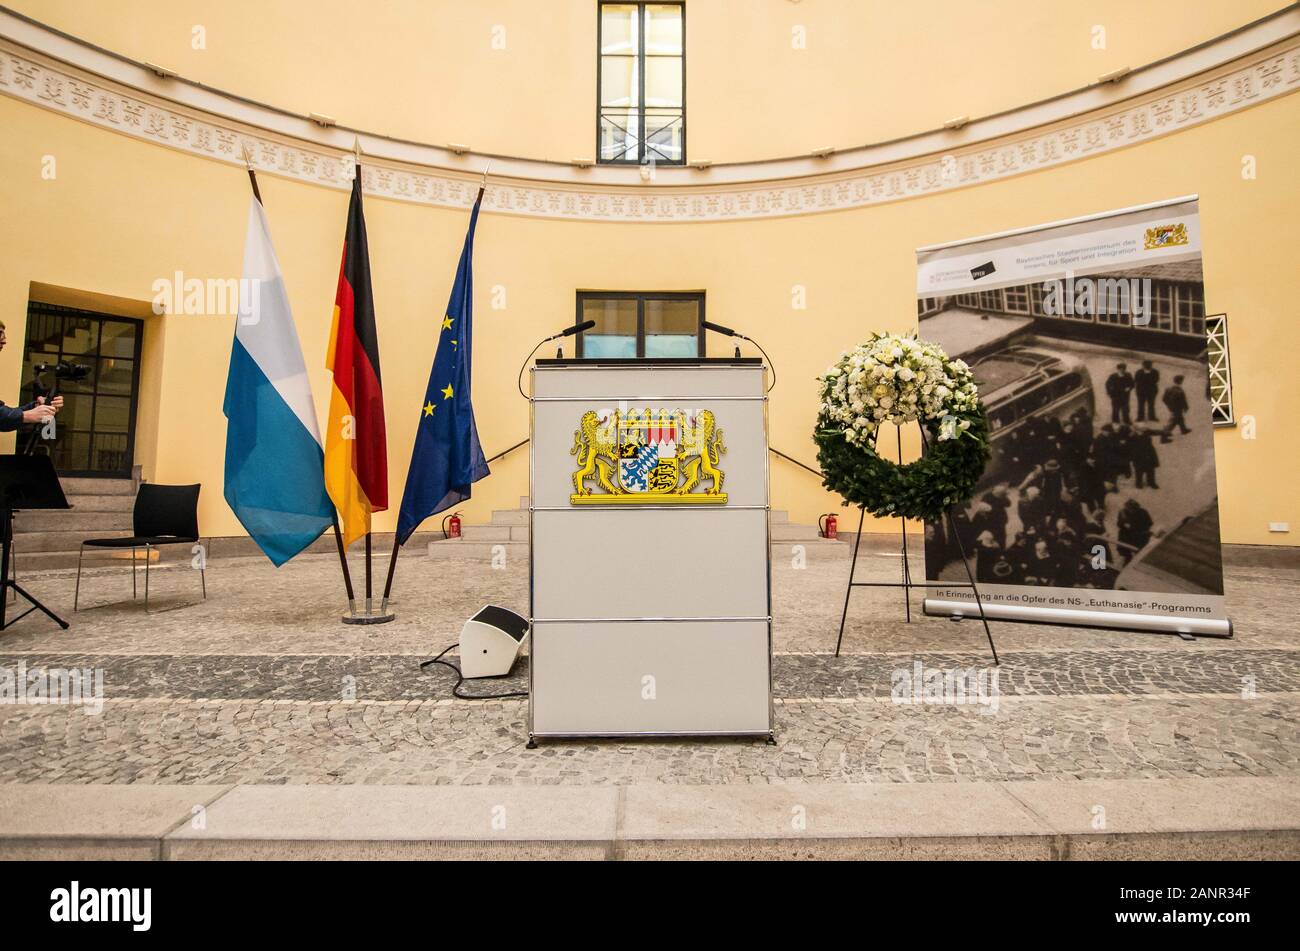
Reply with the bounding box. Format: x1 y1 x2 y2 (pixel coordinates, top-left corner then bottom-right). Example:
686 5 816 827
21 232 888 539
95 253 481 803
819 513 838 540
442 512 463 539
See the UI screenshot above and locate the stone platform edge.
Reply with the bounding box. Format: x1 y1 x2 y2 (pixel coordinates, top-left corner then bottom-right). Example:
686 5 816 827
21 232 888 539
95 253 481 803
1 777 1297 860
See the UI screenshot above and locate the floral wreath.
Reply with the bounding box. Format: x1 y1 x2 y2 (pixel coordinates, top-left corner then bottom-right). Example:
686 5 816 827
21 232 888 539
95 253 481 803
814 332 991 521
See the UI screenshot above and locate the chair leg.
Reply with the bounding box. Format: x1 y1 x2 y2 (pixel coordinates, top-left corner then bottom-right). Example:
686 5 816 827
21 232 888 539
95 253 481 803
200 548 207 600
131 547 138 599
144 544 151 611
74 544 85 612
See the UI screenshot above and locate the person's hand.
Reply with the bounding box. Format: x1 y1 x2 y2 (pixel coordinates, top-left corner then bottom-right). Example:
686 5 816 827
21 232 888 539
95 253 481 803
23 404 57 424
48 395 63 411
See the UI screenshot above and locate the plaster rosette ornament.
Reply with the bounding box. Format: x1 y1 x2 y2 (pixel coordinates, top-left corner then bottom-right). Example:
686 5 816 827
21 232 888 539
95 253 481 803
814 332 990 521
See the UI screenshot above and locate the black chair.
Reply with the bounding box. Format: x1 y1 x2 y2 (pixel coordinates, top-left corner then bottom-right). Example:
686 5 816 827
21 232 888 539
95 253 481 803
75 483 206 611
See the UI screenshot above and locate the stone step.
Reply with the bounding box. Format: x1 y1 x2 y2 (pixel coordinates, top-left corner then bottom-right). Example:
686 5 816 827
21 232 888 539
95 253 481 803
426 540 525 561
454 526 514 542
770 522 823 541
13 510 133 534
9 547 162 572
489 509 529 527
57 477 136 496
10 529 135 553
427 536 846 561
63 493 137 513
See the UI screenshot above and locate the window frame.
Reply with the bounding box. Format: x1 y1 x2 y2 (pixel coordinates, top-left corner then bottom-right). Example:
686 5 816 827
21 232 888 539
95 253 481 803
1205 313 1234 427
575 290 705 358
596 1 687 166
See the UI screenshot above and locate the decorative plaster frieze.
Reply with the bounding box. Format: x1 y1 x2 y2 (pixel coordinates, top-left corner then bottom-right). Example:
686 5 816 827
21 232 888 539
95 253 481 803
0 36 1297 222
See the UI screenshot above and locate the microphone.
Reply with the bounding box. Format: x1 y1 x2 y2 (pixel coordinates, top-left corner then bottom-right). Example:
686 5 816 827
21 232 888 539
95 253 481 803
702 320 776 392
517 321 598 399
552 319 595 340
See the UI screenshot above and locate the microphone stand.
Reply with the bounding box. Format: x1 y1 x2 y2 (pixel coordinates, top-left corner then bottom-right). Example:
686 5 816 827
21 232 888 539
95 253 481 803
703 322 777 392
517 321 596 400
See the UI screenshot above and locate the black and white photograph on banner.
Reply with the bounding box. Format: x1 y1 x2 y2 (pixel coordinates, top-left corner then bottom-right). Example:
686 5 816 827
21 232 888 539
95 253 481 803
917 198 1230 635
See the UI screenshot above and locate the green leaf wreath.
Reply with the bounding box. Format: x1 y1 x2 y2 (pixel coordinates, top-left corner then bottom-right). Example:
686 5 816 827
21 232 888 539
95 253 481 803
814 332 991 521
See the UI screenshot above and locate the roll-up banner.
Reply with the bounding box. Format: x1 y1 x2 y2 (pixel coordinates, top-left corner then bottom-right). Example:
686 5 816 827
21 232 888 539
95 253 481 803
916 197 1230 637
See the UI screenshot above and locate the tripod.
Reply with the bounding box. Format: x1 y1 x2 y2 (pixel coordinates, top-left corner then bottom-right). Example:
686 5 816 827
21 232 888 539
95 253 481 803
832 426 998 664
0 456 71 631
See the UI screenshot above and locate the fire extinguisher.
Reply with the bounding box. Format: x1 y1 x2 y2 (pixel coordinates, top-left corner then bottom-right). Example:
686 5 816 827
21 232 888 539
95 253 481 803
442 512 463 539
819 513 838 540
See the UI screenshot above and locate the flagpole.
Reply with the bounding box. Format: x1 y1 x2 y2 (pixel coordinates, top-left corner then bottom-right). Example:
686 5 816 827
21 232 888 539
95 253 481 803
364 531 373 613
243 144 356 611
380 529 400 614
380 167 489 614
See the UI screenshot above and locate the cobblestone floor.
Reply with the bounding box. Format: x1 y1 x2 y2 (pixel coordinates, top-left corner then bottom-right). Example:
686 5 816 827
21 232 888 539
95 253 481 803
0 549 1296 786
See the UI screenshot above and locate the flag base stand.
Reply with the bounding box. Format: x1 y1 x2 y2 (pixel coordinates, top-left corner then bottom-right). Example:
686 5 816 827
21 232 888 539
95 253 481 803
341 600 395 625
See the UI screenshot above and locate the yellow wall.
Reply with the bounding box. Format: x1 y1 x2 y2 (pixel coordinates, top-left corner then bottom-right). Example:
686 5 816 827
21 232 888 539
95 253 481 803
1 0 1297 546
7 0 1288 162
2 81 1297 545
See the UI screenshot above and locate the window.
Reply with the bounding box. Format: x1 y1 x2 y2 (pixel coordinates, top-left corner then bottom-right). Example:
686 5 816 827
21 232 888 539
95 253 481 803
1147 281 1174 332
1176 284 1205 337
1004 285 1030 314
1030 282 1050 317
19 301 143 476
598 2 685 165
576 291 703 358
1206 313 1234 426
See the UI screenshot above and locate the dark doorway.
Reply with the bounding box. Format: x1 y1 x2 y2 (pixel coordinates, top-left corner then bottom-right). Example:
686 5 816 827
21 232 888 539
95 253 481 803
18 301 143 477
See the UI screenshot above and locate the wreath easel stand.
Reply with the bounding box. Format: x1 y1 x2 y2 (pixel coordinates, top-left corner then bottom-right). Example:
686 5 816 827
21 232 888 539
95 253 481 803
831 425 1000 665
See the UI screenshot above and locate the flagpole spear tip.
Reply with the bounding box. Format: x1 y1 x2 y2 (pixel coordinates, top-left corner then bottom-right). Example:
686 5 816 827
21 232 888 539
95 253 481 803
353 135 363 163
240 143 253 170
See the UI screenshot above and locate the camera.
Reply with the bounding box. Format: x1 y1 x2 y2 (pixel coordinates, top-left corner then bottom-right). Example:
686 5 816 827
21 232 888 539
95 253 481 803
32 361 91 384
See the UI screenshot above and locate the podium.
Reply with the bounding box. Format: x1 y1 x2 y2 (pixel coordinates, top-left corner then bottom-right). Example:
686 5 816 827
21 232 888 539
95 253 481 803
528 358 773 743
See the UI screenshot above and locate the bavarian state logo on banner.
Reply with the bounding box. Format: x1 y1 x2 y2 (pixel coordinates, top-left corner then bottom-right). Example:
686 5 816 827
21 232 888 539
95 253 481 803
571 408 727 504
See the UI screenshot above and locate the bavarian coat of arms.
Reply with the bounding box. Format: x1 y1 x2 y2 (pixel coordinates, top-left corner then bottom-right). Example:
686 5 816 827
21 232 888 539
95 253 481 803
570 408 727 504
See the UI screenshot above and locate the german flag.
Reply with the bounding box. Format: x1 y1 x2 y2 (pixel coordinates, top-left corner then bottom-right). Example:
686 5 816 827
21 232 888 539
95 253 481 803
325 166 388 547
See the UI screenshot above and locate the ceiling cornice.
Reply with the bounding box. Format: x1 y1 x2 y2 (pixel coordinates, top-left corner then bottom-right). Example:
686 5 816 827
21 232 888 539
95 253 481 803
1 6 1298 222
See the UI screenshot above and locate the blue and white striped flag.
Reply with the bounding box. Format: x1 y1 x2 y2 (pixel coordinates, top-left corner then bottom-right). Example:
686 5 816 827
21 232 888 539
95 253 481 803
222 195 333 565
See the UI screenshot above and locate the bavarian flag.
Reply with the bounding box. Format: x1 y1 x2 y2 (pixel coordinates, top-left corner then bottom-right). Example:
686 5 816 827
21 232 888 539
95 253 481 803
325 166 388 548
222 192 333 566
395 190 489 544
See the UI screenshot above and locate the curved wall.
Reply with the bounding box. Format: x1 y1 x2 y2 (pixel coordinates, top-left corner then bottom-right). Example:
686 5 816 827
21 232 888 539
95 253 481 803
7 0 1288 162
1 4 1298 547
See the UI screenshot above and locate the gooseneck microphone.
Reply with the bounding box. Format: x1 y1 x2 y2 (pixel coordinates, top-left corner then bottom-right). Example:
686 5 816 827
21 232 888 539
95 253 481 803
517 320 597 399
702 321 777 392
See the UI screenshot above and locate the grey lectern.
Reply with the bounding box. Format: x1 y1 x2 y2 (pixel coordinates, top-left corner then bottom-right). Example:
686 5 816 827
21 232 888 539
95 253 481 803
527 358 773 744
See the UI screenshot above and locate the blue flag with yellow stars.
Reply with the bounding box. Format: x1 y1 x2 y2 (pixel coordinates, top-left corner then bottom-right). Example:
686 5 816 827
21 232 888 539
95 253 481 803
395 191 489 544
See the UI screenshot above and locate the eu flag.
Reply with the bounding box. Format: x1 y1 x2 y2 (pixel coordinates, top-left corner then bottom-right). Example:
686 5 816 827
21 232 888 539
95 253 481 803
395 191 490 544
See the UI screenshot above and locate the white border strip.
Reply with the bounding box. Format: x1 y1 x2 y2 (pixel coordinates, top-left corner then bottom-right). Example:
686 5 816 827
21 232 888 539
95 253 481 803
924 598 1232 637
916 194 1199 254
